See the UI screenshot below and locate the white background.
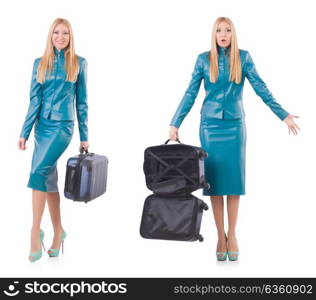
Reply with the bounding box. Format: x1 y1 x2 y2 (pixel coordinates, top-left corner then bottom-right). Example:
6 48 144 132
0 0 315 277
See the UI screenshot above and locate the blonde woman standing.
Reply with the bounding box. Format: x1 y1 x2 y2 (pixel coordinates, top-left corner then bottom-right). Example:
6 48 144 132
169 17 299 261
18 18 89 262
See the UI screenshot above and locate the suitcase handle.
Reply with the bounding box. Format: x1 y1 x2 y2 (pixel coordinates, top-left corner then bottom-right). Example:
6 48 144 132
164 138 181 144
80 147 89 154
79 147 95 157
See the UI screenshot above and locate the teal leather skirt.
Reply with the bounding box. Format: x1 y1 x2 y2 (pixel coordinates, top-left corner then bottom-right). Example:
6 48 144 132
199 118 246 196
27 118 74 192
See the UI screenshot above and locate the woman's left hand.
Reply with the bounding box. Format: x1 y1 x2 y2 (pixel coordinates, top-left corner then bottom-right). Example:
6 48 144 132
79 141 89 152
283 114 300 135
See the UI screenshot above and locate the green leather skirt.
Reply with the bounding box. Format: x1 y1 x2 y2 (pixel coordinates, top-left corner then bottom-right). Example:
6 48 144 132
27 118 74 192
199 118 246 196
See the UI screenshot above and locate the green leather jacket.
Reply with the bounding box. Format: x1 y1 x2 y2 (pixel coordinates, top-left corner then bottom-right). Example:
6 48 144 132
20 47 88 141
170 47 289 128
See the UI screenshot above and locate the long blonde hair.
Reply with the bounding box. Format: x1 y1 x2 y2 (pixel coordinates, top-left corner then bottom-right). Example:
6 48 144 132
210 17 241 84
37 18 79 83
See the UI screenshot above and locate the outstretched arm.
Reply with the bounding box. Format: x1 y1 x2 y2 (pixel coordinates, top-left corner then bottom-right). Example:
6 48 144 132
245 51 300 135
244 51 289 121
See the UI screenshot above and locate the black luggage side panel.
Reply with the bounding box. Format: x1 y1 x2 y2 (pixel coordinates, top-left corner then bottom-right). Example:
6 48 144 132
140 194 208 242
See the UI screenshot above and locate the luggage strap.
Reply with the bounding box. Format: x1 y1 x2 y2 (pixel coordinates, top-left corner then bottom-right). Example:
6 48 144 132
147 150 196 186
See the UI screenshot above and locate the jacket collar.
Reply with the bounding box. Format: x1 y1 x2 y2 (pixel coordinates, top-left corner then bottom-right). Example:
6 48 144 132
53 47 66 59
217 45 230 56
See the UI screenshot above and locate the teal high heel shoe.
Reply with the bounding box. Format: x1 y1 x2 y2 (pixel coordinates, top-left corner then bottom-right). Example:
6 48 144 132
216 235 228 261
228 251 239 261
227 236 239 261
47 231 67 257
216 251 228 261
29 229 45 262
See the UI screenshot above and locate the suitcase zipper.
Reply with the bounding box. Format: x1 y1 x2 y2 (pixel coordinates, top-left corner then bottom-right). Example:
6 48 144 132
188 196 199 241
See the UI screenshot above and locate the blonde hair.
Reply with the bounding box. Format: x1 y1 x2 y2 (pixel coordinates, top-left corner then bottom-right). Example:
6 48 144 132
210 17 241 84
37 18 79 83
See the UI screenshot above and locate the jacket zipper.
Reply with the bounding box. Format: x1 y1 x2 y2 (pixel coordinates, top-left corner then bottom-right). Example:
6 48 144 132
49 51 60 118
222 49 228 118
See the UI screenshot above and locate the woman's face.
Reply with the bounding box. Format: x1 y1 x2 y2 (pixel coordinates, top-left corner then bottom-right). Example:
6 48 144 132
52 23 70 51
216 21 232 48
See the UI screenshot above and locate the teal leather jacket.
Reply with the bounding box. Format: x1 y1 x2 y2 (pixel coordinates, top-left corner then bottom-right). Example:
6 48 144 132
170 47 289 128
20 47 88 141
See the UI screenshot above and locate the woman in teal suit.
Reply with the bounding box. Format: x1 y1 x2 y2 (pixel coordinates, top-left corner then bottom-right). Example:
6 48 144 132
169 17 300 261
18 18 89 262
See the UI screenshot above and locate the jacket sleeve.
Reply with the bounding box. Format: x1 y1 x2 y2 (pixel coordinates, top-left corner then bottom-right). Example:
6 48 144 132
76 58 88 142
169 54 204 128
20 59 42 139
245 51 289 121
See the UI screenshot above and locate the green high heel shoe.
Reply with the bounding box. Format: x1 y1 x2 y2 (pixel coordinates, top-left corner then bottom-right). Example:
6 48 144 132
228 251 239 261
47 231 67 257
227 236 239 261
216 251 228 261
29 229 45 262
216 235 228 261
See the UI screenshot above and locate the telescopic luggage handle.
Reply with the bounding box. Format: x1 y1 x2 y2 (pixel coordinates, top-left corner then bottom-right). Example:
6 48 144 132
164 138 181 144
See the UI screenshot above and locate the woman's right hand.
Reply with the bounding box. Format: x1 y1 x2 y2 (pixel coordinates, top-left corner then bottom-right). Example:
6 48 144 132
18 138 27 150
169 126 179 141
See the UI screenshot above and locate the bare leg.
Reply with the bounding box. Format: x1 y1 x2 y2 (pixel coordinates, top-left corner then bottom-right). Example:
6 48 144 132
46 192 65 252
29 189 46 259
227 195 240 257
210 195 227 256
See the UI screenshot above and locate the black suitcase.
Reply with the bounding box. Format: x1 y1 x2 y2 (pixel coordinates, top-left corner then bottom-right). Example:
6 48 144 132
143 139 209 194
140 193 208 242
64 149 108 203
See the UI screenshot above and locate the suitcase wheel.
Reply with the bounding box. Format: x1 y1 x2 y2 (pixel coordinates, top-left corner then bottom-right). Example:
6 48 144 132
197 234 204 242
201 202 209 211
199 150 208 159
202 182 210 190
